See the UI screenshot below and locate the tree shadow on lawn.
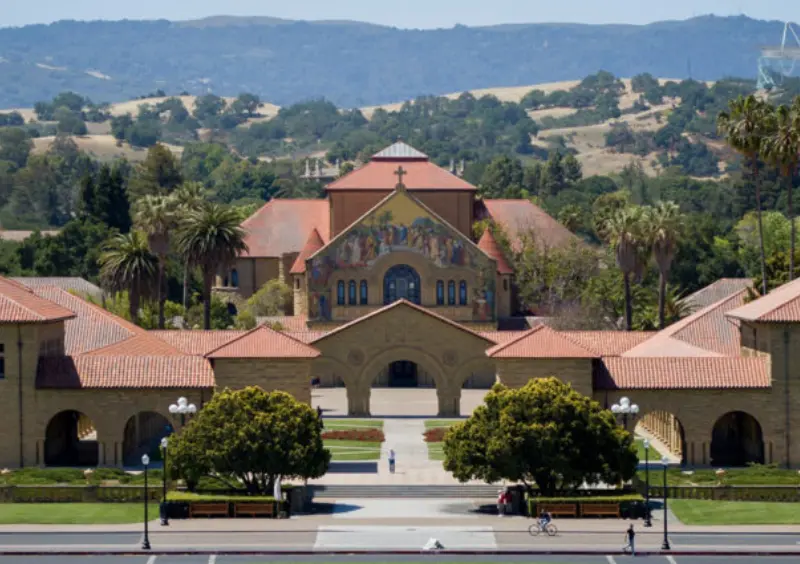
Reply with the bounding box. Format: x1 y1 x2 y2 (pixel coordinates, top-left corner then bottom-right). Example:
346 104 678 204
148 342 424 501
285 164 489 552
326 461 379 473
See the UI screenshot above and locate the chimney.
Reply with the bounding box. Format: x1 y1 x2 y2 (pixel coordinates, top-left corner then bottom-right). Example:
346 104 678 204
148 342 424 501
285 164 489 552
304 159 310 178
314 159 322 178
449 158 455 173
458 159 465 177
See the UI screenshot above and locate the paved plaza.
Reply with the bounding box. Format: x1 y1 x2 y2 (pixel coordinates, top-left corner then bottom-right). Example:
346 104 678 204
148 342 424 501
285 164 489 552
312 388 489 418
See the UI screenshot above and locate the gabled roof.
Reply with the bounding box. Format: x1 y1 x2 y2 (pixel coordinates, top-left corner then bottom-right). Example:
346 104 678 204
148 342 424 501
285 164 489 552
326 160 476 191
477 230 513 274
372 142 428 161
680 278 753 313
13 277 104 300
206 324 320 359
0 277 76 323
596 357 770 390
290 228 325 274
150 330 247 356
311 299 495 345
560 331 656 357
726 277 800 322
240 199 329 258
83 332 185 356
486 325 597 359
478 199 578 251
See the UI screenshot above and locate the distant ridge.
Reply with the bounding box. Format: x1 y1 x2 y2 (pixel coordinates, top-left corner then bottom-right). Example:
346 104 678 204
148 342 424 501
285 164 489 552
0 15 794 108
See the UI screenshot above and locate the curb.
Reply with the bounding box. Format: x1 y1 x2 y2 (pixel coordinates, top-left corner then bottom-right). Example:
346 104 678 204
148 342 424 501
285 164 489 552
3 550 800 556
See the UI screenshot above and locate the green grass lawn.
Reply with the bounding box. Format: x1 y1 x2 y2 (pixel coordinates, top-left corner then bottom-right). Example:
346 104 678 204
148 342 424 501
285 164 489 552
424 419 459 429
427 442 445 461
424 419 457 461
634 438 666 462
670 499 800 525
0 503 159 524
640 466 800 486
324 439 382 461
324 418 383 429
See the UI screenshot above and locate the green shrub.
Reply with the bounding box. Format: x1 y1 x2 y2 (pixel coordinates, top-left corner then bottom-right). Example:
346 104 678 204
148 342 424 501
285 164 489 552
3 468 86 485
167 492 276 502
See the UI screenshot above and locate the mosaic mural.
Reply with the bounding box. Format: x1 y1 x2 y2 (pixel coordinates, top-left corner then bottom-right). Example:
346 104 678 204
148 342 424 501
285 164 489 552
307 192 496 322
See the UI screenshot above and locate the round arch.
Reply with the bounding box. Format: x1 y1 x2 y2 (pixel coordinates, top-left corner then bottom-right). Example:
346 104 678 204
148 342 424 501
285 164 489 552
454 357 497 389
710 411 764 467
635 410 687 465
383 264 421 305
122 411 173 467
45 410 99 467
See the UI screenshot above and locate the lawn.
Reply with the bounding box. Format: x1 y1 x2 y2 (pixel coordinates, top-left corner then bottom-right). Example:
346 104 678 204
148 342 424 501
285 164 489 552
423 419 458 461
639 466 800 486
0 503 159 524
424 419 460 429
634 438 666 462
670 500 800 525
427 442 445 461
324 418 384 430
323 439 382 461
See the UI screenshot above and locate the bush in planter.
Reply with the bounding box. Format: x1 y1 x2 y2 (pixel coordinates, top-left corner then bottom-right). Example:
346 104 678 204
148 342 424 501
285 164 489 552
321 429 385 442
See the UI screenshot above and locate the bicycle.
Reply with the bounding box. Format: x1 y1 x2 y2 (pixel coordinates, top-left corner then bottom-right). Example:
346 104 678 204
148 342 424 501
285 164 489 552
528 521 558 536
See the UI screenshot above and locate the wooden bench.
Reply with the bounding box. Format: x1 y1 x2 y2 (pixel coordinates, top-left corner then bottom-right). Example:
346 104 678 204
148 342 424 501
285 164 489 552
189 502 229 518
538 503 578 517
234 502 276 518
581 503 620 518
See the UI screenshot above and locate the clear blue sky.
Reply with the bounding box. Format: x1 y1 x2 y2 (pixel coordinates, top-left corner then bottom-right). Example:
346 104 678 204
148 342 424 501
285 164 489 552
4 0 798 29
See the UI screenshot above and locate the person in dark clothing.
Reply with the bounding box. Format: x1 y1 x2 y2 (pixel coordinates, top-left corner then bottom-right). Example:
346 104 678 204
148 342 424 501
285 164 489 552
624 524 636 555
316 406 323 429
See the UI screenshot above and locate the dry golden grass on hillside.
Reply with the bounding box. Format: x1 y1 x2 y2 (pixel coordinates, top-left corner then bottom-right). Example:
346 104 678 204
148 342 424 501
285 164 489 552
31 135 183 163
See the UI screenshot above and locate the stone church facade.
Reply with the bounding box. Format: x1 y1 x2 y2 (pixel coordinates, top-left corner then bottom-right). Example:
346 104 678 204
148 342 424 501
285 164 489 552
0 142 798 471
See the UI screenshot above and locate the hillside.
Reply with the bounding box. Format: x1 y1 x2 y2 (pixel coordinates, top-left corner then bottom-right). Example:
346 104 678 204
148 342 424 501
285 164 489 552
0 15 791 108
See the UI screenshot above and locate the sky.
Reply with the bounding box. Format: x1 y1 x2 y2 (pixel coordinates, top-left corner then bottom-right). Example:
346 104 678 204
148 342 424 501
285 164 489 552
3 0 798 29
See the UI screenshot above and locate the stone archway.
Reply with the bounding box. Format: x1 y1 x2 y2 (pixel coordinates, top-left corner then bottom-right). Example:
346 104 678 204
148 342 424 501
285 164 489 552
122 411 173 467
45 410 99 467
635 410 687 465
711 411 765 467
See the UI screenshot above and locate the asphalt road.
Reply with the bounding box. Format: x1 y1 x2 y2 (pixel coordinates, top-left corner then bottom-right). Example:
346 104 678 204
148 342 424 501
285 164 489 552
2 555 800 564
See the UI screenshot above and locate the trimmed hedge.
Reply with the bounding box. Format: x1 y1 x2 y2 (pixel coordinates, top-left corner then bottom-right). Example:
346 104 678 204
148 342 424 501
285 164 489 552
168 492 276 502
321 429 385 442
423 428 447 443
528 494 645 519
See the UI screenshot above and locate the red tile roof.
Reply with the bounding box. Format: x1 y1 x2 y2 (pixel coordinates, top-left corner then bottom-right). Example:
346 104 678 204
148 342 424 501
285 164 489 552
477 330 527 344
29 286 143 354
726 277 800 322
83 333 185 356
560 331 655 356
477 230 513 274
206 324 320 359
0 277 76 323
486 325 597 358
37 355 215 388
150 330 247 356
312 299 495 345
479 199 578 251
597 357 770 389
260 315 310 331
240 199 329 258
284 330 330 343
290 228 325 274
326 160 476 191
681 278 753 313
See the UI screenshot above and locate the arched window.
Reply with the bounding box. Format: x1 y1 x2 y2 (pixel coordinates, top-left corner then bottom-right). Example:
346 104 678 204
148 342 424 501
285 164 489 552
503 278 509 291
295 278 300 289
383 264 421 305
436 280 444 305
337 281 345 305
231 269 239 288
348 280 357 305
459 281 467 305
360 280 368 305
447 281 456 305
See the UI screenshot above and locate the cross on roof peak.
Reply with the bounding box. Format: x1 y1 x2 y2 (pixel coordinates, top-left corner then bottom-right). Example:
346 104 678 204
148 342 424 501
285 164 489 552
394 166 407 191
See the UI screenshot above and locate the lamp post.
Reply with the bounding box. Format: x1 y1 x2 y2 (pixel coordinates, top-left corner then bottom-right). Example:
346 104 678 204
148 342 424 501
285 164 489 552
611 396 640 429
160 437 169 527
643 439 652 527
141 454 151 550
661 455 670 550
168 396 197 426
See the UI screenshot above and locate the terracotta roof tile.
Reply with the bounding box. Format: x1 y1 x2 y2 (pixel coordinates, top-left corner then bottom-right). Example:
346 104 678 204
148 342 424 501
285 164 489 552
486 325 597 358
372 142 428 160
13 277 104 300
206 324 320 358
477 330 527 344
477 230 513 274
84 333 185 356
596 357 770 389
241 199 329 258
680 278 753 313
37 355 215 388
478 199 578 251
150 330 247 356
290 228 325 274
726 277 800 322
284 330 330 343
326 160 476 191
29 286 142 354
560 331 655 356
0 277 76 323
258 315 310 331
312 299 495 345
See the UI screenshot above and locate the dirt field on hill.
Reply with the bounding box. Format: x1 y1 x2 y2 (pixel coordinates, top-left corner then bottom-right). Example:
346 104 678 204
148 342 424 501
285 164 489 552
31 135 183 162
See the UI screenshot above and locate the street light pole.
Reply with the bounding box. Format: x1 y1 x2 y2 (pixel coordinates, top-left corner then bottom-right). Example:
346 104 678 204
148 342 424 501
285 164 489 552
611 396 640 429
169 396 197 427
160 437 169 526
643 439 652 527
661 455 670 550
141 454 151 550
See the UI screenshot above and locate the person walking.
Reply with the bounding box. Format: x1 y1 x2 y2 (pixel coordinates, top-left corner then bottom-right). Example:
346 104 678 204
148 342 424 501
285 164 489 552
623 524 636 555
496 489 506 517
388 448 396 473
316 405 324 429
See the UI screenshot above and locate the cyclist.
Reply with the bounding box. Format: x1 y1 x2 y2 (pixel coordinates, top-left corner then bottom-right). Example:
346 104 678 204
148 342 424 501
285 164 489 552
539 509 552 530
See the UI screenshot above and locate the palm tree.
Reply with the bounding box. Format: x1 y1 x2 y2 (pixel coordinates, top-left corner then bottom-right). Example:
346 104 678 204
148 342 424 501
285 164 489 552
98 231 157 323
603 206 646 331
176 204 248 329
762 103 800 281
644 201 684 329
173 182 207 308
718 95 771 295
134 195 176 329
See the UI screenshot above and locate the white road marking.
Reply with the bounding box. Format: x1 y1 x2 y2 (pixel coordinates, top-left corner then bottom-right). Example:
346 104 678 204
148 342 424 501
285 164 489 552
314 525 496 549
666 556 678 564
208 555 217 564
606 556 617 564
146 556 157 564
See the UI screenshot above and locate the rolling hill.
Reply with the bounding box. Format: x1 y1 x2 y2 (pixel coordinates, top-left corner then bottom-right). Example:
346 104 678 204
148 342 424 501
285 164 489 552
0 15 791 108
